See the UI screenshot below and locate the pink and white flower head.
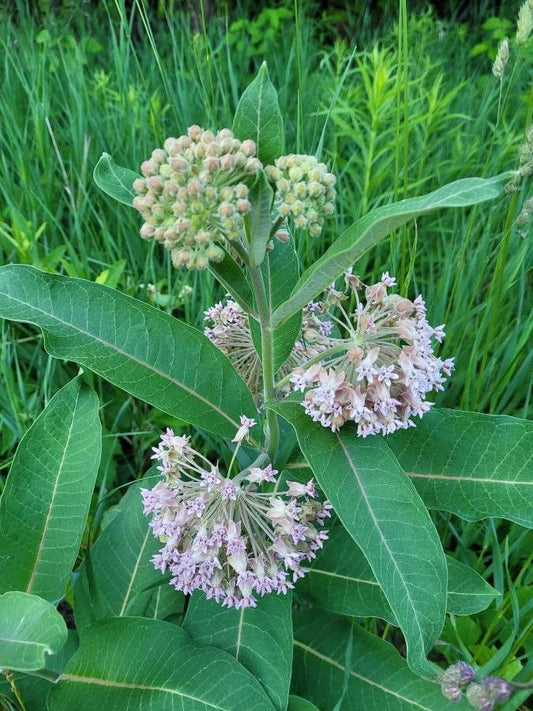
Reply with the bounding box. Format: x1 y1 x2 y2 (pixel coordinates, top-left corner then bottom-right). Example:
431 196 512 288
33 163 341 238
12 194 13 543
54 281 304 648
142 429 330 609
204 297 330 400
290 272 454 437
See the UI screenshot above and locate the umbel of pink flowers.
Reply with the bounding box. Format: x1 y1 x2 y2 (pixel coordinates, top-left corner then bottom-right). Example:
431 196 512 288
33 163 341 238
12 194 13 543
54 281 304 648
141 421 331 609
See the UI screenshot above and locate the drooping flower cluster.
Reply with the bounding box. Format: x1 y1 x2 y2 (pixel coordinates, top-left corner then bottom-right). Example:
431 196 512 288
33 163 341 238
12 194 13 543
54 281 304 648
440 663 513 710
265 154 336 237
141 427 331 609
290 271 454 436
132 126 262 270
204 297 330 398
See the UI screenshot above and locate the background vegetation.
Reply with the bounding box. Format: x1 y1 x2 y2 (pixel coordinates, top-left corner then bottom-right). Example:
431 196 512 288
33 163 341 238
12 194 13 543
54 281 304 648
1 0 531 702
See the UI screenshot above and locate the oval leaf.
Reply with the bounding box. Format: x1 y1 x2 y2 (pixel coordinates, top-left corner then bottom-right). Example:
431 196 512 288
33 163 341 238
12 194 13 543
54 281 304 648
0 377 101 601
93 153 140 206
298 523 497 619
0 592 67 672
272 173 511 328
388 409 533 528
232 62 284 166
74 476 183 630
0 266 257 438
292 610 470 710
184 592 292 711
270 400 447 676
48 617 275 710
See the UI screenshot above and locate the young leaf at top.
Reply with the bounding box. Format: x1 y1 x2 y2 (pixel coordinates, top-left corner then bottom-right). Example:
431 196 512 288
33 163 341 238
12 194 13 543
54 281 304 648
0 266 257 438
388 408 533 528
292 610 470 710
184 592 293 711
272 173 512 328
93 152 141 206
48 618 275 710
250 238 303 373
0 592 67 672
270 399 447 677
74 476 183 631
0 377 101 601
233 62 284 167
248 170 274 267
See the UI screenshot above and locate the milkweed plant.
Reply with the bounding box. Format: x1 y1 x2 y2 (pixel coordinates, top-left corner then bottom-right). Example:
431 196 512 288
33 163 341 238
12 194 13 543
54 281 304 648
0 60 532 711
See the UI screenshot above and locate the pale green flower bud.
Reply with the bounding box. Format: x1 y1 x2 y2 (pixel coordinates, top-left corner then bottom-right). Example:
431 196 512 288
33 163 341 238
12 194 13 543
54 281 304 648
151 148 167 164
133 178 147 194
141 159 158 177
188 125 202 140
234 184 249 199
241 139 256 156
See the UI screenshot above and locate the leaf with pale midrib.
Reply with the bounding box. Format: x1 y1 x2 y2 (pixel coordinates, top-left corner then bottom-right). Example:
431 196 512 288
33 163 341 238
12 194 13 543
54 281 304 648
388 408 533 527
184 592 292 711
292 610 470 710
74 476 182 630
0 265 257 438
0 377 101 601
232 62 284 166
272 173 511 328
297 523 498 619
269 400 447 676
47 617 275 710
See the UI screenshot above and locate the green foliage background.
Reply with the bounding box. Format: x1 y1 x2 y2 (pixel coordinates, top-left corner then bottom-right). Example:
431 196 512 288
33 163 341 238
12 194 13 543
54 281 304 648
0 1 532 707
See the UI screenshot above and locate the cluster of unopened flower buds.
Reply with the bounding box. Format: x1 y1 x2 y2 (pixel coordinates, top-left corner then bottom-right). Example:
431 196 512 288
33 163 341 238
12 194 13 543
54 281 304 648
141 422 331 609
132 126 262 270
440 662 513 710
265 154 336 237
290 270 454 436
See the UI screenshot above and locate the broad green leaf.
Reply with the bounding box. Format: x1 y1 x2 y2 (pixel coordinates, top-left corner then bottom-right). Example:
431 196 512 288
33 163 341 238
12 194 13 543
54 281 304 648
48 617 275 710
0 592 67 672
271 173 511 327
287 696 320 711
388 409 533 528
248 171 274 267
298 523 497 619
0 266 257 438
292 610 470 710
270 400 446 676
232 62 284 166
74 477 182 630
184 591 292 711
0 377 101 601
93 152 140 206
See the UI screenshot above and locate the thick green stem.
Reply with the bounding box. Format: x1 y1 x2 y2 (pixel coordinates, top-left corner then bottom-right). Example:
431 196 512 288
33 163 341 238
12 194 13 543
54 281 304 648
248 264 280 459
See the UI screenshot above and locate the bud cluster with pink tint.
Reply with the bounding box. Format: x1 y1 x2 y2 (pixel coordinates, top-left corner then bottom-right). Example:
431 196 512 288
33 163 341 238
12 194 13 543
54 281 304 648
141 428 331 609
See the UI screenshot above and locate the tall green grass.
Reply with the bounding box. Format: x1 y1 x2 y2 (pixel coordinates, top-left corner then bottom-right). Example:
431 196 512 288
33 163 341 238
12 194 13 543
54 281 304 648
0 0 531 474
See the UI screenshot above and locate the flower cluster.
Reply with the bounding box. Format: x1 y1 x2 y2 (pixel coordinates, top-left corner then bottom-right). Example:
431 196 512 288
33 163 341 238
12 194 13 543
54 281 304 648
440 663 513 710
141 427 331 609
265 154 336 237
132 126 262 270
204 297 330 398
290 271 454 436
